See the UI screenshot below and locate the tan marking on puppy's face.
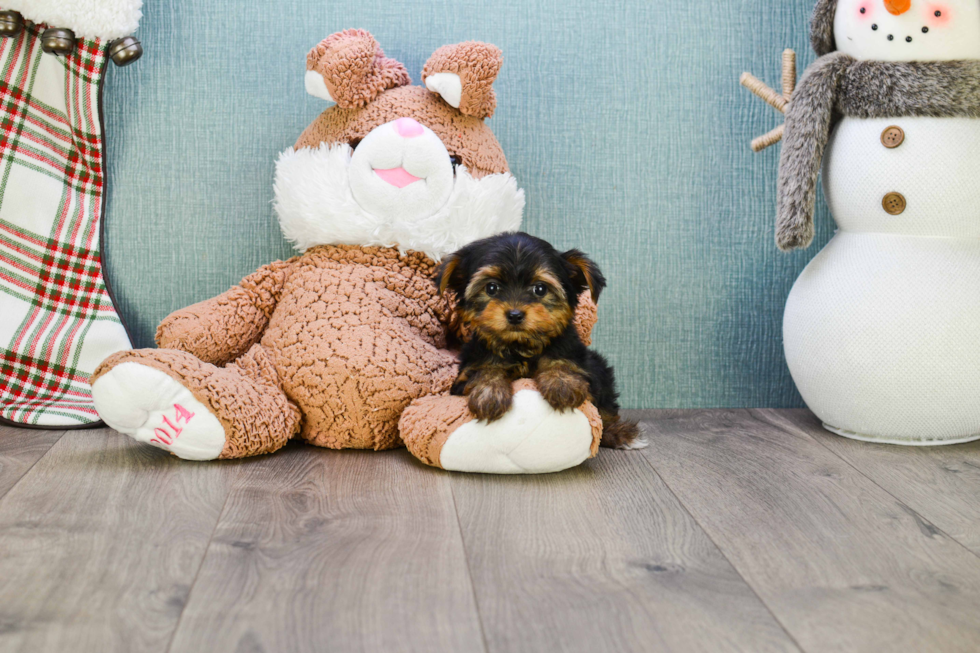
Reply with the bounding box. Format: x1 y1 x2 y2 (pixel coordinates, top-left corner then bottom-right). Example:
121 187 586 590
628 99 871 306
459 261 575 357
521 302 571 340
532 269 566 302
464 265 503 301
467 299 510 332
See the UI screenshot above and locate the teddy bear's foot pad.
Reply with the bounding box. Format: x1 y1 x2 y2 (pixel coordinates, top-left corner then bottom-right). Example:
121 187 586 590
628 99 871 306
440 389 595 474
92 362 226 460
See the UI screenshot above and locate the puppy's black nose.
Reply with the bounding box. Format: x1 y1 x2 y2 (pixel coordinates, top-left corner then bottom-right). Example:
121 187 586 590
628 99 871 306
506 309 526 325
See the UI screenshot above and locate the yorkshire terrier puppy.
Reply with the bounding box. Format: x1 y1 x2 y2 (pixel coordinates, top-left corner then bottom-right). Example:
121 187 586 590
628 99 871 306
434 232 642 449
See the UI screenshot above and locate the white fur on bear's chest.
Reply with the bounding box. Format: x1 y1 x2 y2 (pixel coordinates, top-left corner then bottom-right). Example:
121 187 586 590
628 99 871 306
823 116 980 238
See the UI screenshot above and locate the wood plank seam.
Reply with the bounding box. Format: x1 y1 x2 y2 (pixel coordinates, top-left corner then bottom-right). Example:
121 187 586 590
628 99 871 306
635 409 980 651
163 463 242 653
0 429 67 504
635 433 807 653
449 483 492 653
756 410 980 566
449 446 801 652
163 448 487 652
0 428 244 652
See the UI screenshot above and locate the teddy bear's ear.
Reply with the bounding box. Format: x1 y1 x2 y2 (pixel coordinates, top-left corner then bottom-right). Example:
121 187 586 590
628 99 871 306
422 42 502 119
305 29 410 108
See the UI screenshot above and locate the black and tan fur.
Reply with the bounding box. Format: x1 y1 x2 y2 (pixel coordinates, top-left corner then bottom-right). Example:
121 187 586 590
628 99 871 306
435 232 640 449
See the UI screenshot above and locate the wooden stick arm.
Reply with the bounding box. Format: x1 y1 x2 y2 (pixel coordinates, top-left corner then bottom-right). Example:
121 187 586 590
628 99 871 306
751 125 785 153
741 49 797 153
740 73 787 114
782 49 796 100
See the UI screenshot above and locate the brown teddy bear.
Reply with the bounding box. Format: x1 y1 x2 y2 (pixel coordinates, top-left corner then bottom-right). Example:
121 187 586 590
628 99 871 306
91 29 604 473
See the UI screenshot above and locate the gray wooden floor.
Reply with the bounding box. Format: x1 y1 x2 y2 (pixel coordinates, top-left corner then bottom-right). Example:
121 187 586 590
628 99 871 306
1 409 979 653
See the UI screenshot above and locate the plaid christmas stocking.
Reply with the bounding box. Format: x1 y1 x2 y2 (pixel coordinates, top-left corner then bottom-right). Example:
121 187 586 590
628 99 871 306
0 22 132 427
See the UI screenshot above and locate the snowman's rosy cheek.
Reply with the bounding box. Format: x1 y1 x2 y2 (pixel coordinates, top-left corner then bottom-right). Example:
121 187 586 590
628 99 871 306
856 1 875 19
924 4 951 26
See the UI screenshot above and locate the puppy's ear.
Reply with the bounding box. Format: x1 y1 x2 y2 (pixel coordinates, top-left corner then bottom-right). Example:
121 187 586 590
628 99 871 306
562 250 607 303
422 42 502 118
434 253 465 297
305 29 410 108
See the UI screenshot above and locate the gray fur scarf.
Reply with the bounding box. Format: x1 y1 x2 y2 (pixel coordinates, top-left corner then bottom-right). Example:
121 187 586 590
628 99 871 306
777 53 980 250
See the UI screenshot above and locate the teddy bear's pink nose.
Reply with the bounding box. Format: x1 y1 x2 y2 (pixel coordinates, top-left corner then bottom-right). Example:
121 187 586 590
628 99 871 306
393 117 424 138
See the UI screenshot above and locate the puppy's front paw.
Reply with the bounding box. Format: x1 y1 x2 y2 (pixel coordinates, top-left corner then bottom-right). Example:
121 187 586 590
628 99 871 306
450 379 467 396
536 365 590 412
468 381 513 422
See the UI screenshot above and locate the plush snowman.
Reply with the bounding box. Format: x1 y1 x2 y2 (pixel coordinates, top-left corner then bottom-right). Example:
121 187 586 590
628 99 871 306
769 0 980 444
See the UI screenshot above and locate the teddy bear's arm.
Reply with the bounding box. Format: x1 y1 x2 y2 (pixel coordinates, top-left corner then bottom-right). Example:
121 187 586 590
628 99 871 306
573 292 598 346
155 259 295 366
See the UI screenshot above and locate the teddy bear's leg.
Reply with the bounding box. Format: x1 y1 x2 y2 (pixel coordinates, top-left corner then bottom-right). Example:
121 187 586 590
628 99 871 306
399 380 602 474
92 345 300 460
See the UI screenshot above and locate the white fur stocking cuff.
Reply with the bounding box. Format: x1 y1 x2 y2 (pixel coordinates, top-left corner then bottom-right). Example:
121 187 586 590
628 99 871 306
4 0 143 40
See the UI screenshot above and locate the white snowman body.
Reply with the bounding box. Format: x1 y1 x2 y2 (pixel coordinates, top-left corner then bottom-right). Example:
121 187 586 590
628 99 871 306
782 0 980 444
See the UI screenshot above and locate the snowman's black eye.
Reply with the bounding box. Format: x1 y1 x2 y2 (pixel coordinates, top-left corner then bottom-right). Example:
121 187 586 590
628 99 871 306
872 24 879 30
888 34 895 40
922 26 929 33
860 7 866 13
935 10 942 16
906 36 913 42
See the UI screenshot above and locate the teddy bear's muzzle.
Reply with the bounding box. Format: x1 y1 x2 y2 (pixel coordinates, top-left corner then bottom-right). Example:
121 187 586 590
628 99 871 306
348 119 455 221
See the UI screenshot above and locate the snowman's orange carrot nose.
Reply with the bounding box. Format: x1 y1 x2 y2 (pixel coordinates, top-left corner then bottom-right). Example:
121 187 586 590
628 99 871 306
884 0 911 15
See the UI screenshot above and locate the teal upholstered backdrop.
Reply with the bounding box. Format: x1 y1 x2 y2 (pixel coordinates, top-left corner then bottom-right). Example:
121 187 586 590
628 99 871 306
102 0 834 409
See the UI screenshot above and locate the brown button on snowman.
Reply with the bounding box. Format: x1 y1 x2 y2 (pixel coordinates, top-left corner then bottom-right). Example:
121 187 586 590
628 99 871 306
880 125 904 148
745 0 980 444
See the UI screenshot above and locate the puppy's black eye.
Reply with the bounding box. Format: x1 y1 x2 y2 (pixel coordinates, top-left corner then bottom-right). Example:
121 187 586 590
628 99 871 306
485 282 499 296
532 283 547 297
450 154 463 168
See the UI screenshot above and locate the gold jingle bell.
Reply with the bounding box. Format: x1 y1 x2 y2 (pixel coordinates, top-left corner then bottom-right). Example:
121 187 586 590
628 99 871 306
109 36 143 66
0 11 24 38
41 28 76 56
